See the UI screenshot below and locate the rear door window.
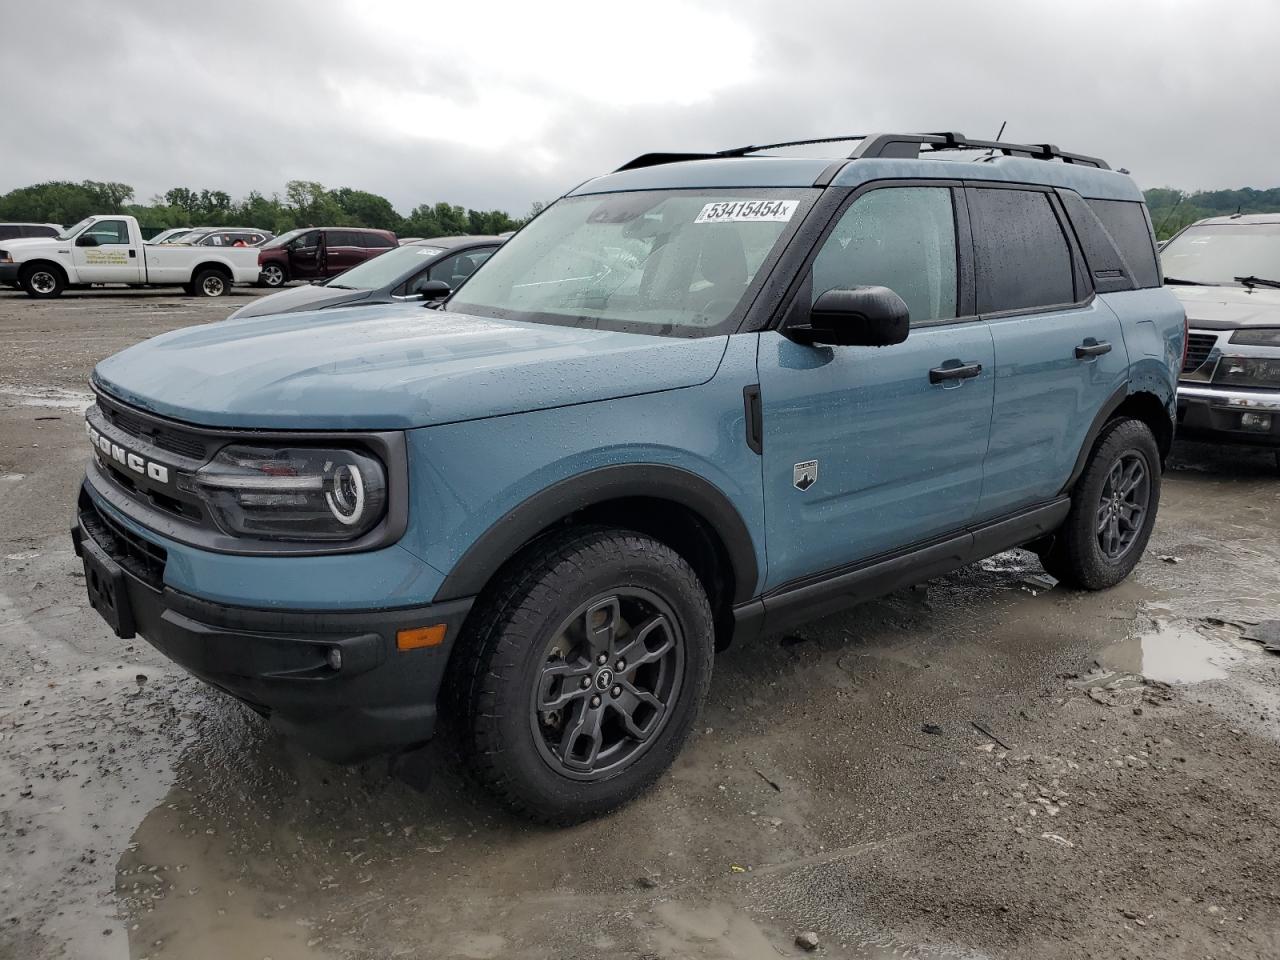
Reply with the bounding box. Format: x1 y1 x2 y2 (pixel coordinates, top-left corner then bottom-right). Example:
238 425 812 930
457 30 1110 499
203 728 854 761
969 188 1075 313
1086 199 1161 289
0 225 20 241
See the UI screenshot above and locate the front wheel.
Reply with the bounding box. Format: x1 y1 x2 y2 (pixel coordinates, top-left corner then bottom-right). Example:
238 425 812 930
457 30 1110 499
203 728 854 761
452 528 714 824
21 264 64 298
1040 419 1161 590
257 263 286 288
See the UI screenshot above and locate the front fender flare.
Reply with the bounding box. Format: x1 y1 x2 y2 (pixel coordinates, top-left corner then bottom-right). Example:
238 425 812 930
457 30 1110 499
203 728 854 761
432 463 760 605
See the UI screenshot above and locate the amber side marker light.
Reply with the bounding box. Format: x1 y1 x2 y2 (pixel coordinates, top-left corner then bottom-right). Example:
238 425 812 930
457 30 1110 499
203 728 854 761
397 624 447 651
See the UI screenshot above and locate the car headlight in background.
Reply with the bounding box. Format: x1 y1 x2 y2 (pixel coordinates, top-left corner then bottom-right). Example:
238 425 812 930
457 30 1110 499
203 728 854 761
0 251 12 263
179 445 388 541
1229 327 1280 347
1212 356 1280 389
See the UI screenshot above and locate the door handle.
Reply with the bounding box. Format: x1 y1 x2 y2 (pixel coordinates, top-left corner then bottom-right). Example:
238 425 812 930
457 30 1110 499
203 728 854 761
929 362 983 384
128 249 136 258
1074 339 1112 359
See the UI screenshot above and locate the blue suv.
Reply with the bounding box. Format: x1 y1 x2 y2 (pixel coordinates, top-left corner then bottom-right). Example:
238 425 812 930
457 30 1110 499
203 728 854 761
73 132 1185 823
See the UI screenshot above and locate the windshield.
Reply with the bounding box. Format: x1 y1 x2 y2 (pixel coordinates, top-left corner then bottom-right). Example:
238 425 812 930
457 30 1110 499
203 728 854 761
326 244 445 289
450 189 815 337
1160 223 1280 286
262 228 306 249
56 217 94 241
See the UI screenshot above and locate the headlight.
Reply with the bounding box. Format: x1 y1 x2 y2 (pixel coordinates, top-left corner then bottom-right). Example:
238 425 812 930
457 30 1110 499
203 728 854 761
1213 356 1280 389
179 445 387 541
1229 327 1280 347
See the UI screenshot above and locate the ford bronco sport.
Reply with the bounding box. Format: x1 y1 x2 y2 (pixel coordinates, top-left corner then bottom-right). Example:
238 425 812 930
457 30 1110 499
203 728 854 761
73 132 1184 823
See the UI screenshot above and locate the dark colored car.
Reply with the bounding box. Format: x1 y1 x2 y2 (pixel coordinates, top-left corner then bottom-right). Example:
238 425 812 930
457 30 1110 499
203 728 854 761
227 236 503 320
180 227 274 248
256 227 398 288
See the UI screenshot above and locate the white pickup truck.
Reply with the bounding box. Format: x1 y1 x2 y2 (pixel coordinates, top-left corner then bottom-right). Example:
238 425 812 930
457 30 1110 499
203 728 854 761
0 215 259 298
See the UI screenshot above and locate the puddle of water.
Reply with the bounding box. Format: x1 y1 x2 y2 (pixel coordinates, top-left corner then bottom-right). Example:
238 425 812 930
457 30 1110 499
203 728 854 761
0 383 94 413
1103 620 1245 684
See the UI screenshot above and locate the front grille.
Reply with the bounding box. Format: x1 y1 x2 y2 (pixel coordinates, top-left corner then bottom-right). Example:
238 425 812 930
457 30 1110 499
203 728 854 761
1183 333 1217 372
97 395 209 461
80 494 167 591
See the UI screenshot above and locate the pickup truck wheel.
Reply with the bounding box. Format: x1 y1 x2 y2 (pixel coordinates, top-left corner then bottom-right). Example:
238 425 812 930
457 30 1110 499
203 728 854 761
452 527 714 824
21 264 64 298
1040 419 1161 590
191 269 229 298
258 263 286 288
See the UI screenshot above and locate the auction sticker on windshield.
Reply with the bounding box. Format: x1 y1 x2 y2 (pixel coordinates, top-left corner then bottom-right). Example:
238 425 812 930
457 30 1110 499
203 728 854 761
695 199 798 224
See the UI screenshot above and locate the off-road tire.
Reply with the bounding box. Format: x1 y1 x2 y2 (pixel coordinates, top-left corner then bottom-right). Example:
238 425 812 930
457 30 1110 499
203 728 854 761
191 268 229 298
21 263 64 298
258 263 286 288
449 527 714 824
1040 418 1161 590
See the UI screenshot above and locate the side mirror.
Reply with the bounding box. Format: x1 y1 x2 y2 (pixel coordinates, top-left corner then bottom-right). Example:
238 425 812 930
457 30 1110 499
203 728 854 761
787 286 910 347
416 279 451 302
75 234 100 247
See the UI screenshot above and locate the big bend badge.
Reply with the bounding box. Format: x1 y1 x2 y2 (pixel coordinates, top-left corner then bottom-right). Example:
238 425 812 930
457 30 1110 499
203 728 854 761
793 460 818 492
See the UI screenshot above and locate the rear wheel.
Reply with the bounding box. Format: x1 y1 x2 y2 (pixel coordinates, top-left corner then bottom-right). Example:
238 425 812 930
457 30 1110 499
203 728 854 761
191 268 229 298
21 264 64 298
258 263 286 288
451 528 714 824
1040 419 1161 589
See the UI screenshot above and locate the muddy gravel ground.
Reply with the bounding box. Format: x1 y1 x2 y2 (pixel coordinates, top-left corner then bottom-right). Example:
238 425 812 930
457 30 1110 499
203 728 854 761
2 288 1280 960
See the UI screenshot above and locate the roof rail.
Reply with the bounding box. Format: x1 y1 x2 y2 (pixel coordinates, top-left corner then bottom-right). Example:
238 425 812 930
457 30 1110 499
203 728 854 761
616 131 1109 172
851 132 1109 169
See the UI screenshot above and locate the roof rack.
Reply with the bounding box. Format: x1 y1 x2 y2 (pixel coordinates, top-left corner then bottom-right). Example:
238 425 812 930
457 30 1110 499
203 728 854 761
616 131 1109 172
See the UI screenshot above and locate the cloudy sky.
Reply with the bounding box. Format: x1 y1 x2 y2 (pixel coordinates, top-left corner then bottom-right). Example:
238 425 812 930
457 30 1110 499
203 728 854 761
3 0 1278 215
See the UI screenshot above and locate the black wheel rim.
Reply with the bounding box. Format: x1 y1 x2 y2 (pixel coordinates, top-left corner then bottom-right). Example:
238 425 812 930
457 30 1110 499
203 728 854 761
530 588 684 781
1096 452 1150 560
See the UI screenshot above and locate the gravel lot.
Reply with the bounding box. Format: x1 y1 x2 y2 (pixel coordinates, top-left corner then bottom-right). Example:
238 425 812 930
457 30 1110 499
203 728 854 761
2 286 1279 960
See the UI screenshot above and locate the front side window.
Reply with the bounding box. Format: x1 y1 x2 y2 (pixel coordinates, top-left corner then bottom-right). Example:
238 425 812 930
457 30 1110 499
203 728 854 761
429 248 496 286
83 219 130 244
1160 222 1280 286
811 186 958 324
970 188 1075 313
450 189 816 337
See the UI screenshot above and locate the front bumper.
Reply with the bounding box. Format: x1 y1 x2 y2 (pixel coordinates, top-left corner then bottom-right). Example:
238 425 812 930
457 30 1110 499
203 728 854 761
0 263 20 284
1177 383 1280 448
72 488 473 763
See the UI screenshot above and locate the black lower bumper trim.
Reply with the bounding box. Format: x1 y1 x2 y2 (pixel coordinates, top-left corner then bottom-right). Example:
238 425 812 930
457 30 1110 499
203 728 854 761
73 512 474 763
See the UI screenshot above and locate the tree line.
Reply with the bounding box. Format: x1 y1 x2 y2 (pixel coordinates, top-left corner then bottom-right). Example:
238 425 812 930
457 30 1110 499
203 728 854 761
0 179 531 238
4 177 1278 243
1145 186 1280 240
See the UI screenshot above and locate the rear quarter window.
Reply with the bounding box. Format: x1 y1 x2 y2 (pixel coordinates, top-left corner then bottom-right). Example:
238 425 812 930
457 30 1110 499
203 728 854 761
969 188 1076 313
22 225 59 238
1086 199 1161 289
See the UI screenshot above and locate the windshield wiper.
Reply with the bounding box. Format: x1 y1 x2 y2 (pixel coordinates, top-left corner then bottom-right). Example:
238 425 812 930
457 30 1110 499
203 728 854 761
1163 276 1207 286
1235 275 1280 290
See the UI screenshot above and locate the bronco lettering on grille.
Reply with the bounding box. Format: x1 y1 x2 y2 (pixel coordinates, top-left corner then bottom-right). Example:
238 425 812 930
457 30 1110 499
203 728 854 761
86 421 170 484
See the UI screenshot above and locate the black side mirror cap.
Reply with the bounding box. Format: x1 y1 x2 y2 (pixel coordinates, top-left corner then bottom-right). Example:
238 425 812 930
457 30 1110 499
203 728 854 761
787 285 910 347
417 279 451 303
75 234 100 247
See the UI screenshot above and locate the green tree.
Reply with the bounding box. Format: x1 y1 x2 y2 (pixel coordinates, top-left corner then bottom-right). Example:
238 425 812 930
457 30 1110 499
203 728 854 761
332 187 402 232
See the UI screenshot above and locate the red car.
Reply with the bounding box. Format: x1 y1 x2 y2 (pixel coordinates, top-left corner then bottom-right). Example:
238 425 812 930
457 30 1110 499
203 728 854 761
256 227 397 288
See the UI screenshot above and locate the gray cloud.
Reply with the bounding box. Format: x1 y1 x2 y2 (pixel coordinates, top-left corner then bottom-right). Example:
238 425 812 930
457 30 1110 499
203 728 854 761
3 0 1278 215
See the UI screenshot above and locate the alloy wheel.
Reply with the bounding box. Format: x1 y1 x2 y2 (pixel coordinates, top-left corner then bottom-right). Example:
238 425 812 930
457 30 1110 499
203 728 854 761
1096 452 1150 560
530 589 684 780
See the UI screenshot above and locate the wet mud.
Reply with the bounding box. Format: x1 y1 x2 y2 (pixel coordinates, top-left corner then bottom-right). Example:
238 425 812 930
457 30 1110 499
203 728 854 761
2 290 1279 959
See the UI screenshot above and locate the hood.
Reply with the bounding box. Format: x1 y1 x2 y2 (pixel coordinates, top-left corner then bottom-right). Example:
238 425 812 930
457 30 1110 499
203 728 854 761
0 236 61 254
93 303 729 430
228 283 372 320
1170 284 1280 331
